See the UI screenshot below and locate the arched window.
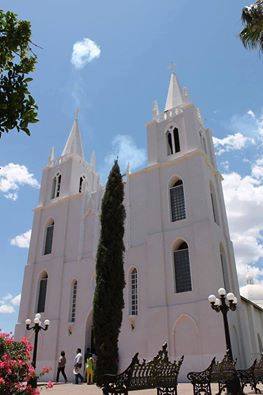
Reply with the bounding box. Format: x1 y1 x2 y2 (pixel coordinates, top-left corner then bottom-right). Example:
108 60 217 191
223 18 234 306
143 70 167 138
170 179 186 222
220 244 230 291
51 173 61 199
166 127 180 155
69 280 78 323
129 268 138 316
79 176 85 193
37 272 48 313
44 220 54 255
174 241 192 293
210 183 220 225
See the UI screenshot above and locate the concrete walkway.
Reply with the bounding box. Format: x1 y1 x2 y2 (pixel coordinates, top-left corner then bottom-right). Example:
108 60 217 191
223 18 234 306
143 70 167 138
39 383 263 394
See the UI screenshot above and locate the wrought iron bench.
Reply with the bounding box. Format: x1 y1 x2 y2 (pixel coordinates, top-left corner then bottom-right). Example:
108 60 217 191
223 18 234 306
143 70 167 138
254 354 263 392
187 357 216 395
238 359 258 393
102 343 184 395
211 352 240 395
187 352 243 395
238 354 263 393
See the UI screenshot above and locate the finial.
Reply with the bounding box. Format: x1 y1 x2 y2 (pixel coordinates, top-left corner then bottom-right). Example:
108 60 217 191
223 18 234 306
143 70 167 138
90 151 96 170
246 265 254 285
126 162 131 175
182 87 190 104
168 62 176 74
74 108 79 121
152 100 159 120
48 147 55 166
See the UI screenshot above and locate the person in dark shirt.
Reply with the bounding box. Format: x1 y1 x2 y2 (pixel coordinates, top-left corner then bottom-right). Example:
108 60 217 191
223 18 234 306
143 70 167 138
56 351 68 383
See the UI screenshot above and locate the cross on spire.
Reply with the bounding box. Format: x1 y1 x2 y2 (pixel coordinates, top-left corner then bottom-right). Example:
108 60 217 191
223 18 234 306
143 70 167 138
74 108 79 121
168 62 176 74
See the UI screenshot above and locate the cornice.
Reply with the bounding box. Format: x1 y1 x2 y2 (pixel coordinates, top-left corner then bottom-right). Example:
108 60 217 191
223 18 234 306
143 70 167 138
34 192 84 211
129 149 222 179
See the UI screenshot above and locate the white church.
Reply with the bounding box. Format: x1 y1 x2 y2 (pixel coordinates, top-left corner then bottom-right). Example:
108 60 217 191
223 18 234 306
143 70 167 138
15 73 263 381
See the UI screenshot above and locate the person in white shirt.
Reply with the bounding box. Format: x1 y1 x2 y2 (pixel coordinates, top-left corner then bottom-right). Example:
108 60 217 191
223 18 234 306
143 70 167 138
73 348 84 384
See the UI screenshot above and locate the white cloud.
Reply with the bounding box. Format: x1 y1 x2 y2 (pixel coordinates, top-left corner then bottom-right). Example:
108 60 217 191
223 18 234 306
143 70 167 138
10 230 31 249
230 109 263 137
247 110 256 119
251 158 263 180
222 171 263 285
11 294 21 306
0 304 15 314
71 37 101 69
213 133 253 155
213 109 263 156
0 163 39 200
240 284 263 308
105 135 146 171
4 192 18 201
2 293 13 301
220 160 230 172
0 293 20 314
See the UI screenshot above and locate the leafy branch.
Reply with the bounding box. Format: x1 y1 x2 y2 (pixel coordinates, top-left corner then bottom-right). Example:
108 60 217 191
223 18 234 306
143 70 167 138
0 9 39 137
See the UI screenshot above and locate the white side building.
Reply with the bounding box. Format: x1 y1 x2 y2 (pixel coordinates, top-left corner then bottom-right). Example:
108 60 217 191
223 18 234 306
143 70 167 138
15 73 263 381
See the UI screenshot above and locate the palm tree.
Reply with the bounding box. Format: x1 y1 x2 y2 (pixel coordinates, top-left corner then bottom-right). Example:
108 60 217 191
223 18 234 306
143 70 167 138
240 0 263 53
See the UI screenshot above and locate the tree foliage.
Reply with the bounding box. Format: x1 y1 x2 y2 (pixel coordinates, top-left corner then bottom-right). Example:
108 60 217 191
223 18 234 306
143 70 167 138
93 161 126 386
240 1 263 53
0 9 38 137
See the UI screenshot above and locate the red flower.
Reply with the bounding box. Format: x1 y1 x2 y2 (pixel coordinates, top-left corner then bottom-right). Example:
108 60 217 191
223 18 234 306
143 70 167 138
46 380 54 389
0 331 36 394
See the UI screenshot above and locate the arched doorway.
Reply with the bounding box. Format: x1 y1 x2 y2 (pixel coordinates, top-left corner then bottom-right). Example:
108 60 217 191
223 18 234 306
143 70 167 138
85 311 95 358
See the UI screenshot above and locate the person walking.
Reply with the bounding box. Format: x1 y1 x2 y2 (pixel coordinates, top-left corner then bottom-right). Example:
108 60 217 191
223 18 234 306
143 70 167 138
86 353 94 385
56 351 68 383
74 348 84 384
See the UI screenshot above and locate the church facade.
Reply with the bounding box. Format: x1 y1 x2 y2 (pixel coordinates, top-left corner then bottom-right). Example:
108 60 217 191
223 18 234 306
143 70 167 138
15 73 263 381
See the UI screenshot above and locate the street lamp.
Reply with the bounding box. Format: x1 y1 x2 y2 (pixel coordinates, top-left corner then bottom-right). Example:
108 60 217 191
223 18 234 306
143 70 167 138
208 288 237 359
208 288 242 394
25 313 50 369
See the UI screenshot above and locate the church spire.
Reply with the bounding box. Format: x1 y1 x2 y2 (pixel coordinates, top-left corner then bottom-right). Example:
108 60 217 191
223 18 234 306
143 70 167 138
165 72 185 111
62 109 84 158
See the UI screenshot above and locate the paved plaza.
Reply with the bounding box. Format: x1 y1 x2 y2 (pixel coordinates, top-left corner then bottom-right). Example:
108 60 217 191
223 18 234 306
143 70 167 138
39 383 263 394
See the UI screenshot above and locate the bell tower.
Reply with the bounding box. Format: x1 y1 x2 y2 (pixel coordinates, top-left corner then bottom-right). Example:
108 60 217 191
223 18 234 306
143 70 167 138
119 72 245 378
147 72 216 168
15 112 101 377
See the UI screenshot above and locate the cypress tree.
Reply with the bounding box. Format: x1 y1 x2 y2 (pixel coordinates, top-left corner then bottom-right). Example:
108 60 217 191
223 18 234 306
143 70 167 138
93 160 126 386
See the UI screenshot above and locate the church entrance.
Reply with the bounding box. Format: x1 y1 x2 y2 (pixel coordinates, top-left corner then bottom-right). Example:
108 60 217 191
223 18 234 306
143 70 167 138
85 311 95 359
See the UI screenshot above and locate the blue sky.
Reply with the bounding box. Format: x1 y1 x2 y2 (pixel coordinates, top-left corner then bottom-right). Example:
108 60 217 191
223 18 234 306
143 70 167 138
0 0 263 333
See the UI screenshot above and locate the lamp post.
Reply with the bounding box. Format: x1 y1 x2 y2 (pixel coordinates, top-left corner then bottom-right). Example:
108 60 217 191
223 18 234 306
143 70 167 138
208 288 242 394
25 313 50 386
208 288 237 359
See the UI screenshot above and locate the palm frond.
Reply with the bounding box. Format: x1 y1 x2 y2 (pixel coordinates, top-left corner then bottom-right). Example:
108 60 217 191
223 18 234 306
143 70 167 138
240 0 263 53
